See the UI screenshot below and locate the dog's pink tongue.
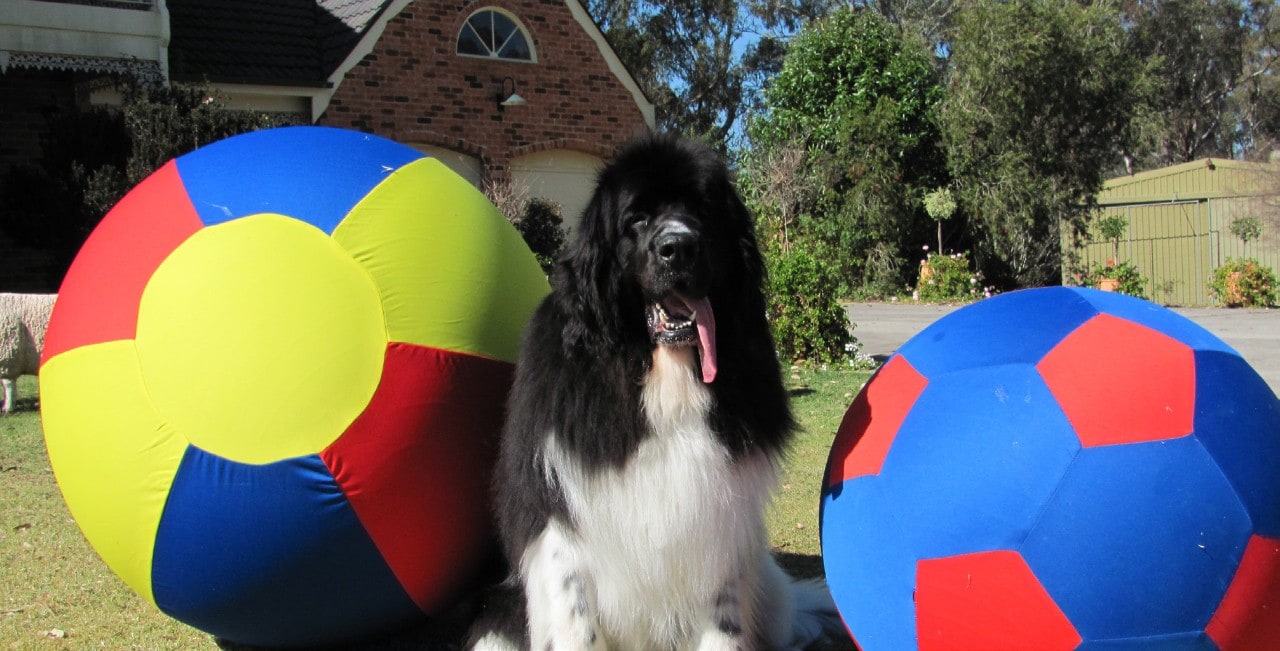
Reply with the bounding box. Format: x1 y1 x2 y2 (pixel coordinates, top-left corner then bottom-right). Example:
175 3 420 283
689 297 717 383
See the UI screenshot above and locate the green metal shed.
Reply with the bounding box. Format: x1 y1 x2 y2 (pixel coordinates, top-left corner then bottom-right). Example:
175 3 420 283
1073 158 1280 306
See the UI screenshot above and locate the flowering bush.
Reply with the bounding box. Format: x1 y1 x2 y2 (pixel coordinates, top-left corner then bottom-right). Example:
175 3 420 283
1082 259 1146 298
916 249 987 303
1208 258 1278 307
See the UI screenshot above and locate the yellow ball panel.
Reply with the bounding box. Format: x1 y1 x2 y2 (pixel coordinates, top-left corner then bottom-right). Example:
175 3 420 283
135 214 386 464
42 340 188 604
332 158 549 363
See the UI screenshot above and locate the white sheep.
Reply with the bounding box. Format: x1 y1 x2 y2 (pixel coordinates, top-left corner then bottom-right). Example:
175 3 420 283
0 293 56 413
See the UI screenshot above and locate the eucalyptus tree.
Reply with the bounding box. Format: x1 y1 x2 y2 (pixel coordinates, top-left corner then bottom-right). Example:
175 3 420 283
585 0 838 149
942 0 1149 287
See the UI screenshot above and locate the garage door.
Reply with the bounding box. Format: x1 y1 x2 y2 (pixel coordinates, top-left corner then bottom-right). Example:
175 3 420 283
511 149 603 233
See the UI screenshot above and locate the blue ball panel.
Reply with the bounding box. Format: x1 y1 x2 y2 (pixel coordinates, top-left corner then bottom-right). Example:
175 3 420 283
152 446 423 648
173 126 425 233
898 287 1096 378
1193 350 1280 537
1075 631 1218 650
1022 438 1250 642
821 479 919 651
880 366 1080 558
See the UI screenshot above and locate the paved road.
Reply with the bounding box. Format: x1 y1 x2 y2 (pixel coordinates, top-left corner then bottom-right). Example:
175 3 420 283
846 301 1279 395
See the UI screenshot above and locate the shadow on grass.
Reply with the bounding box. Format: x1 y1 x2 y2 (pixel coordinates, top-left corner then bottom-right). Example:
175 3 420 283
2 396 39 414
778 550 826 580
217 555 857 651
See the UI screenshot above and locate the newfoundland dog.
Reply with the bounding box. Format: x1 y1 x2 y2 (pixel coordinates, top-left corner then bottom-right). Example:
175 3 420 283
469 134 840 650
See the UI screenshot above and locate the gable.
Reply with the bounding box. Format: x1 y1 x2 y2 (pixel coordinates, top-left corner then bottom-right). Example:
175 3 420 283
562 0 654 127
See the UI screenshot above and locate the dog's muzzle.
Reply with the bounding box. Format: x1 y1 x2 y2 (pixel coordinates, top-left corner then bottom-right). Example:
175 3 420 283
646 294 717 383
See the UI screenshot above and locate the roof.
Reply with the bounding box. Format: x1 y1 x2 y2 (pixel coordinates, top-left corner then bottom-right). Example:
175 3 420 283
166 0 391 87
1100 158 1276 206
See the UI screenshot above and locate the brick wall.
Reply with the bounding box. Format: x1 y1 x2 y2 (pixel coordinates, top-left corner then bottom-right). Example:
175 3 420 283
318 0 650 184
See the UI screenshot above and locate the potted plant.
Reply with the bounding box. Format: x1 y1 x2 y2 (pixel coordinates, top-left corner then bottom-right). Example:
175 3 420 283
1210 216 1276 307
1209 258 1278 307
1085 259 1145 296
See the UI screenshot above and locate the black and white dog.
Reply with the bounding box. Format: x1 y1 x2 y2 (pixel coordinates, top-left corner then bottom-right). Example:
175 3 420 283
469 134 840 650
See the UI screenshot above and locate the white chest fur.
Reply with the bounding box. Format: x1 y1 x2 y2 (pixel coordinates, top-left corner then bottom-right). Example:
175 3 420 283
534 346 778 648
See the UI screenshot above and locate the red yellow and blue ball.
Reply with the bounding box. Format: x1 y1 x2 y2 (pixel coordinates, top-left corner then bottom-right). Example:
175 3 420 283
822 287 1280 650
39 126 549 648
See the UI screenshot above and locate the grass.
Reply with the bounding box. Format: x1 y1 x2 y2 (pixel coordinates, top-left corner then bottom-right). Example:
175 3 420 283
0 368 872 649
0 377 210 649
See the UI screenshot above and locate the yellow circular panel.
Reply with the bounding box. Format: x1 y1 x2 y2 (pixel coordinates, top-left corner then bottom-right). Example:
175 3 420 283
135 214 386 464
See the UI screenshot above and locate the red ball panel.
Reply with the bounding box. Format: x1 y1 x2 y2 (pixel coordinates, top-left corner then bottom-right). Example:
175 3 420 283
916 550 1081 651
826 355 928 485
42 160 203 365
1207 534 1280 650
1037 313 1195 448
321 342 512 614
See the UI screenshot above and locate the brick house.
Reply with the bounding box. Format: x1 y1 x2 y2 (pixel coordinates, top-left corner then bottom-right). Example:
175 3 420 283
0 0 653 288
165 0 655 226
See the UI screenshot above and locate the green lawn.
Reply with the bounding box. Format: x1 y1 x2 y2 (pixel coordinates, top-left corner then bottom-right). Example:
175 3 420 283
0 368 870 649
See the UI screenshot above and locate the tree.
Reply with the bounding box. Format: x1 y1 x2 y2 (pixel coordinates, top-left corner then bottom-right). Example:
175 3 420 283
749 6 946 295
586 0 743 144
923 186 956 253
587 0 840 148
1124 0 1253 166
853 0 957 52
942 0 1149 287
1236 1 1280 158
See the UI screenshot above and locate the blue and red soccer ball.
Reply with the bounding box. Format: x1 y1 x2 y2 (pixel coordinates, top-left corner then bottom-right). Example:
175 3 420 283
821 287 1280 650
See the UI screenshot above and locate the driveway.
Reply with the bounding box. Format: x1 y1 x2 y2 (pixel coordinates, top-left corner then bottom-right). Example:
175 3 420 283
846 301 1280 395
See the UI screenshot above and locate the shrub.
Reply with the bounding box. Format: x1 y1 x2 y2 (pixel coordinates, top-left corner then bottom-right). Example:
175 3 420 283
923 187 957 253
1082 259 1147 298
916 251 986 303
1208 258 1278 307
511 197 566 273
1229 216 1263 245
1095 214 1128 258
767 249 855 365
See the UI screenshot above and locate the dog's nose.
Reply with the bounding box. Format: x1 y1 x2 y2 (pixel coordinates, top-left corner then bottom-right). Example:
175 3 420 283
655 231 699 268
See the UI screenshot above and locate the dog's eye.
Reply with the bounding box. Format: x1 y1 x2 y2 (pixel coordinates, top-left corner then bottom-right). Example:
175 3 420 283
627 215 649 233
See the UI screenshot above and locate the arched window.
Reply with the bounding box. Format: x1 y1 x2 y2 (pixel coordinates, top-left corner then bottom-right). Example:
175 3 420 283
457 9 534 62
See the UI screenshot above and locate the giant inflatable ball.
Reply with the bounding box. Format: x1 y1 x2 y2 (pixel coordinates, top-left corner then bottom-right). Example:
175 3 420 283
822 287 1280 650
40 126 549 648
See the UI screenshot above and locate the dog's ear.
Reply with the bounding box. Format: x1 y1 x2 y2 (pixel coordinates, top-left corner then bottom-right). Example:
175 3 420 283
716 173 769 317
552 177 629 356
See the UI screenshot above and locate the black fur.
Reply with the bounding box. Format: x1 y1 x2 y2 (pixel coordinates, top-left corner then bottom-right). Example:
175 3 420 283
498 134 792 556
